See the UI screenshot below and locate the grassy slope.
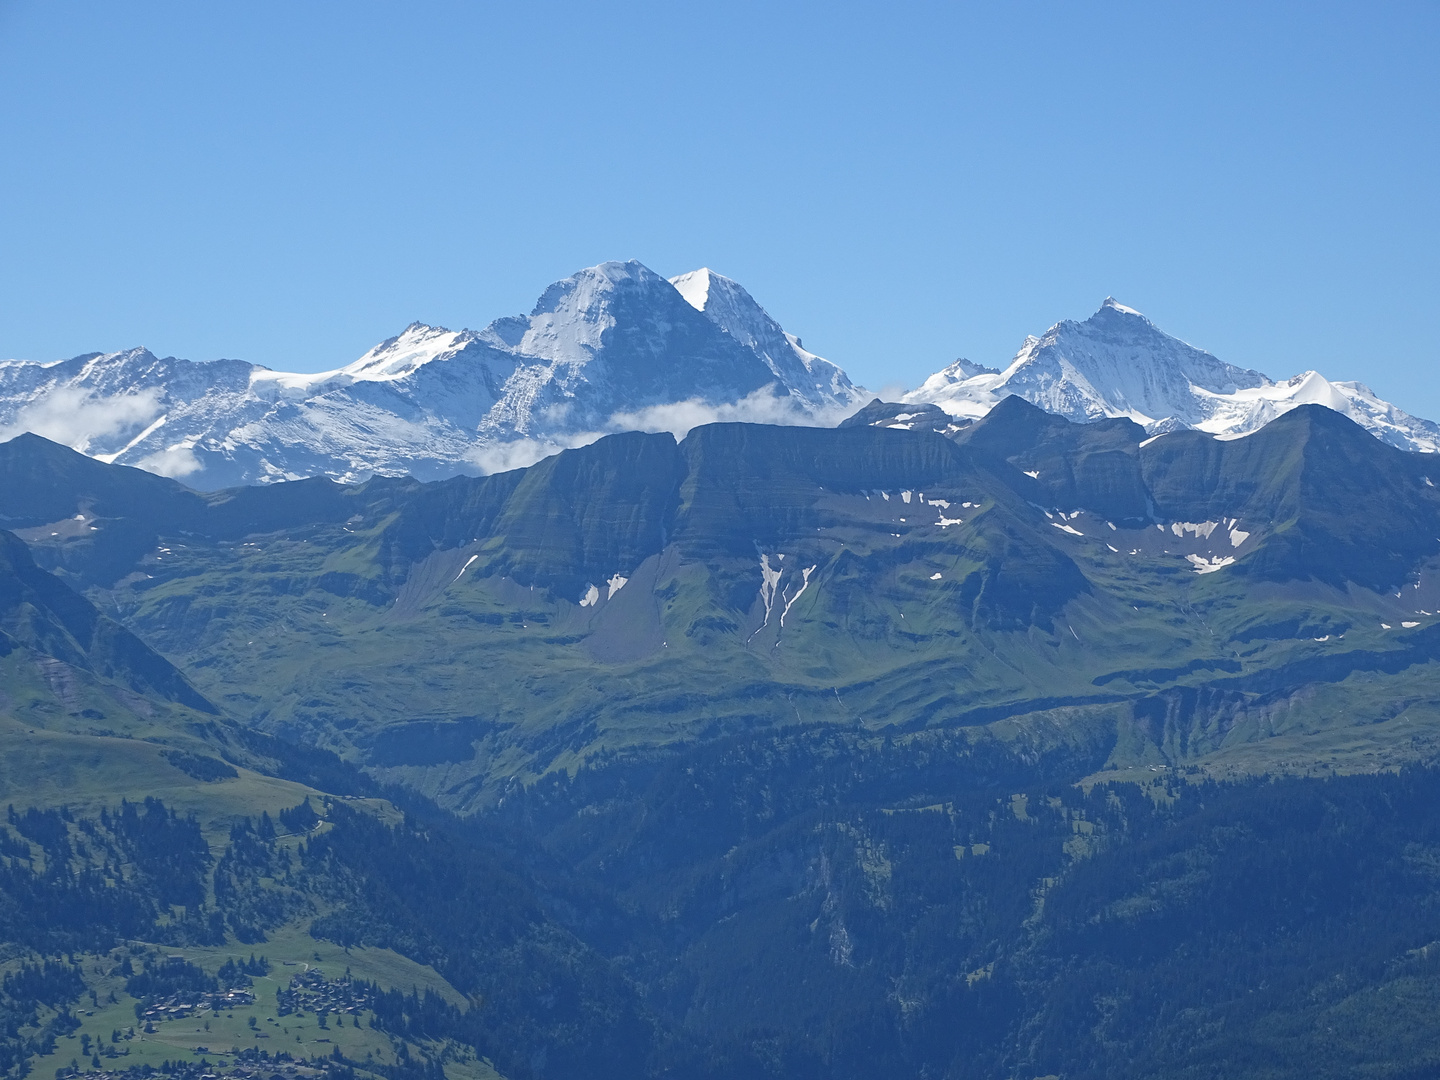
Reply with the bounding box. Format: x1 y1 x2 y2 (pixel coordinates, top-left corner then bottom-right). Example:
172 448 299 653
5 411 1437 808
19 931 501 1080
81 477 1439 809
0 647 340 843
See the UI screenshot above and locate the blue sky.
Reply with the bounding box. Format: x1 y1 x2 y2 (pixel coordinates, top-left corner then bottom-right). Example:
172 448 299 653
1 1 1436 416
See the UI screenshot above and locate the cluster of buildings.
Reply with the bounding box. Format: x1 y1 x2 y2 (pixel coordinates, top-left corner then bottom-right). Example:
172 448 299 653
274 972 371 1019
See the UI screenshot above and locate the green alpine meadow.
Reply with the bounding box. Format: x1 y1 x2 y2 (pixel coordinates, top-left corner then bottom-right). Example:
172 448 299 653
3 383 1440 1079
4 7 1436 1075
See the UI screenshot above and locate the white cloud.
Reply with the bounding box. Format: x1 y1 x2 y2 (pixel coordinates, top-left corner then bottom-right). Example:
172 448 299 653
134 446 204 479
604 386 841 440
0 386 163 453
464 387 864 476
464 431 606 475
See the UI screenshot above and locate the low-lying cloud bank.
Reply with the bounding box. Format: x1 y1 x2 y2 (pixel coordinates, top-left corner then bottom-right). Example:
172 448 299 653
466 387 860 475
0 387 163 454
134 445 205 479
0 383 865 483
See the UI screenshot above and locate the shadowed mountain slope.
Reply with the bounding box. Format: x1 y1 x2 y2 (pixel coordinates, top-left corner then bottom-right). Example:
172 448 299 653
1 399 1438 806
0 529 214 713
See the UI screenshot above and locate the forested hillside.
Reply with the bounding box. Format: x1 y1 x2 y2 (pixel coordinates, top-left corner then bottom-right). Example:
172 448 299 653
2 406 1440 1078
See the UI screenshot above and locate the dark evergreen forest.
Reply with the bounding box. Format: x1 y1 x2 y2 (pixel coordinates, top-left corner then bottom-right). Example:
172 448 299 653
8 751 1440 1079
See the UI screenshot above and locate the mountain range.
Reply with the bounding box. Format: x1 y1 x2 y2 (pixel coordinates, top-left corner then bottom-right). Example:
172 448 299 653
6 264 1440 1080
3 396 1437 803
2 388 1440 1078
904 297 1440 451
0 262 864 490
0 264 1435 492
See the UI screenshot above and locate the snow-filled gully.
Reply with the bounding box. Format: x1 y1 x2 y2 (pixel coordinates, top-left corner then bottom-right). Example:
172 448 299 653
751 554 820 640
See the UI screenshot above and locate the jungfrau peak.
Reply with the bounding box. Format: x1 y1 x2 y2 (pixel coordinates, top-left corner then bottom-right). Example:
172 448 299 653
903 298 1440 452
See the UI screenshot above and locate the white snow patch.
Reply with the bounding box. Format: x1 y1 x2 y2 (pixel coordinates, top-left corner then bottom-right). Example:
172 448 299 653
453 554 479 582
936 515 964 528
779 565 817 627
753 553 784 635
607 573 628 599
1171 521 1219 540
1403 621 1421 628
930 572 942 580
579 584 601 607
1051 523 1083 536
1023 470 1039 479
1229 525 1251 547
901 490 913 504
94 412 170 463
1186 554 1236 574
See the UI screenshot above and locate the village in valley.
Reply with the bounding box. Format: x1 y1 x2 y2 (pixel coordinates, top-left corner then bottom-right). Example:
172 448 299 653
21 940 501 1080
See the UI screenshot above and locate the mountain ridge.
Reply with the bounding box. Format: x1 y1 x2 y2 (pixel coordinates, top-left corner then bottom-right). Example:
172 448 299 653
2 271 1436 495
904 297 1440 452
4 402 1440 1080
4 400 1438 806
0 261 865 490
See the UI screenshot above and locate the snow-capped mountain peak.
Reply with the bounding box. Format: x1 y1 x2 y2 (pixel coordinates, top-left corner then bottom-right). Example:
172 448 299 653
343 322 478 381
0 260 866 489
905 300 1440 452
669 267 714 312
1101 296 1146 318
668 267 866 414
512 260 663 363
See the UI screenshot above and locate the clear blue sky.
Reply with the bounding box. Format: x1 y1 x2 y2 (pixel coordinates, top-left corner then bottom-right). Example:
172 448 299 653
1 1 1436 416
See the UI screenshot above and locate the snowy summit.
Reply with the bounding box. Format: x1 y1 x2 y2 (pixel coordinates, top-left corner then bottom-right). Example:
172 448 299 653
903 299 1440 452
0 277 1434 491
0 261 867 489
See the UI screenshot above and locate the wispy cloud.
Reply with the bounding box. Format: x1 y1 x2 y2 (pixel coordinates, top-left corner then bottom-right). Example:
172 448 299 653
464 431 607 474
465 387 858 475
605 386 844 439
134 445 204 478
0 386 163 453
